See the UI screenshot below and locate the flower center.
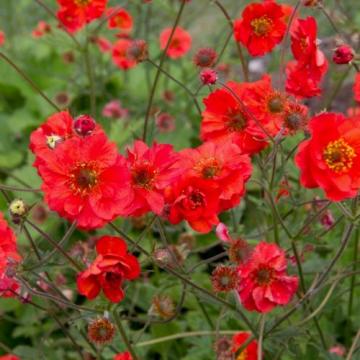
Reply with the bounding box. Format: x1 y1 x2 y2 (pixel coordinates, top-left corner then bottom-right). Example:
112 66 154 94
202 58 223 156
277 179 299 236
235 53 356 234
268 95 284 113
323 138 356 173
188 190 205 209
237 349 248 360
251 16 273 37
227 109 247 132
195 158 220 179
70 163 98 196
132 163 157 190
256 267 273 285
75 0 90 6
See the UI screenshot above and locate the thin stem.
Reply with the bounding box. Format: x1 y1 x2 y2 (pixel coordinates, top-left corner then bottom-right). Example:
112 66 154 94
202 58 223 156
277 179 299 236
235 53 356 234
142 1 186 141
258 315 265 360
345 329 360 360
135 330 239 348
212 0 249 81
348 228 359 317
0 184 42 192
112 310 139 360
0 52 60 111
25 219 82 271
84 40 96 116
146 58 202 115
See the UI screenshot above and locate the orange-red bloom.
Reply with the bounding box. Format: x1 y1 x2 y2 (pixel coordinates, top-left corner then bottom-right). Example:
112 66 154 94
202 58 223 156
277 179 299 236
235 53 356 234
295 112 360 201
200 81 270 155
179 141 252 210
354 72 360 102
159 26 192 59
237 242 298 313
0 213 21 298
77 236 140 303
112 39 140 70
0 31 5 46
0 356 20 360
121 140 181 217
57 0 107 33
37 133 130 229
232 332 259 360
107 7 133 34
164 176 220 233
114 353 132 360
233 1 287 56
30 111 103 167
287 17 328 98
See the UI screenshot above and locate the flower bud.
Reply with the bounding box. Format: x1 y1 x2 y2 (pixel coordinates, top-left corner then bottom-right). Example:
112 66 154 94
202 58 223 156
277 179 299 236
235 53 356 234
9 199 28 224
211 265 238 292
74 115 96 136
200 68 218 85
332 44 354 65
149 294 175 319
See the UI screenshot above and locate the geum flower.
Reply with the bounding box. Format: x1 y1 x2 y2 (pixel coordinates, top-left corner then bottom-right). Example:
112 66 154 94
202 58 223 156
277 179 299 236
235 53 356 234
159 26 192 59
295 112 360 201
120 140 181 217
200 81 274 155
237 241 298 313
77 236 140 303
233 0 287 57
179 141 252 211
37 133 130 229
57 0 108 33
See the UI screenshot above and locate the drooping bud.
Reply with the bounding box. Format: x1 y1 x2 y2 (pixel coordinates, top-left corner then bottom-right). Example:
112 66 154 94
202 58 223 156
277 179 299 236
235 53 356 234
74 115 96 137
332 44 354 65
126 39 148 63
193 47 218 68
214 336 233 360
200 68 218 85
88 318 115 345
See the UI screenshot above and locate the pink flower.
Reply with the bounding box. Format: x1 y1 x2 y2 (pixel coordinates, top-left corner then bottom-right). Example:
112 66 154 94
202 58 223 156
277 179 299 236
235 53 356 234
102 100 129 119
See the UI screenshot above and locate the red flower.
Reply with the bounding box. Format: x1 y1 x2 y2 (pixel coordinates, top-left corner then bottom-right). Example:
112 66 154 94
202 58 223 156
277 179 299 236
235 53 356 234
102 100 129 119
179 141 252 210
164 176 220 233
295 112 360 201
354 72 360 102
232 332 259 360
29 111 103 167
107 8 133 34
285 61 325 98
112 39 138 70
37 133 130 229
0 356 20 360
57 0 107 33
0 213 21 298
242 74 289 135
77 236 140 303
114 352 132 360
0 31 5 46
233 1 287 56
159 27 192 59
200 81 269 155
121 141 181 216
199 69 218 85
237 242 298 313
287 17 328 98
32 21 51 38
